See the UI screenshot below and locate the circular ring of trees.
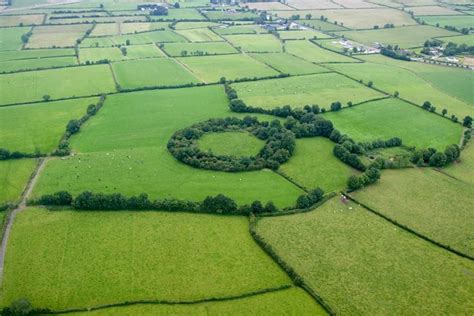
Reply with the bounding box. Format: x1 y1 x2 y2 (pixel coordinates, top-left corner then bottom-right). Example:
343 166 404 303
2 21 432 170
167 116 296 172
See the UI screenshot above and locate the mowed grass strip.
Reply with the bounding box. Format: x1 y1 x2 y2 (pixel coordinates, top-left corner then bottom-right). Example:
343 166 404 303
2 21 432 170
285 40 357 63
0 65 115 105
249 53 329 75
232 73 384 109
0 27 30 51
352 168 474 256
256 197 474 315
323 98 462 149
0 97 97 153
3 208 292 310
328 58 473 119
112 58 201 89
223 34 282 53
0 159 37 205
177 54 279 83
161 41 238 56
279 138 358 192
197 131 265 157
0 56 78 73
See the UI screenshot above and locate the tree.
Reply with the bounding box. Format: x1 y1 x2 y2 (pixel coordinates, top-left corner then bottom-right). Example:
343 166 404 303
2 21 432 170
296 195 311 209
442 108 447 116
463 115 472 128
174 2 180 8
42 95 51 102
422 101 431 110
367 81 373 87
125 39 130 45
202 194 238 214
250 200 264 214
66 119 81 134
429 152 447 168
347 175 362 190
394 91 399 97
305 13 312 19
264 201 278 213
330 101 342 111
444 144 460 163
10 298 33 316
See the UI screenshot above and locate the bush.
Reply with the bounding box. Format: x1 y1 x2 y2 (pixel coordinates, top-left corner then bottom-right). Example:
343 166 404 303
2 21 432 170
296 187 324 209
429 152 447 168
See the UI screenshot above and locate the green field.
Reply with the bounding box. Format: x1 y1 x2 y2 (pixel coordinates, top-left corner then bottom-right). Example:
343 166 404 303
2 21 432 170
408 5 461 15
177 54 279 83
0 97 96 153
0 56 78 73
249 53 329 75
203 10 258 21
442 34 474 46
419 15 474 29
285 40 357 63
80 30 187 47
279 138 358 192
71 287 325 315
0 14 44 27
445 142 474 184
161 41 237 56
197 131 265 157
26 24 92 49
152 8 206 21
323 98 462 149
299 19 349 31
329 59 473 119
212 24 267 35
224 34 282 53
112 58 200 89
0 48 75 61
2 208 292 310
0 27 30 51
0 65 115 105
278 30 332 40
352 168 474 256
33 86 304 207
232 73 384 109
173 21 222 30
90 22 169 37
79 47 126 63
337 25 457 48
175 27 223 42
0 159 37 205
256 197 474 315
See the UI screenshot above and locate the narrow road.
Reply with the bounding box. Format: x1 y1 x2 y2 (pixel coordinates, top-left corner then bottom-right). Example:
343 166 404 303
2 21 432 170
0 157 48 285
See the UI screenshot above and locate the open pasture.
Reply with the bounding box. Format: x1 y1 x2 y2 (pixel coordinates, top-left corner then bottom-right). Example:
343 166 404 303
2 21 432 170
420 15 474 29
47 16 148 25
277 29 331 40
176 54 279 83
203 10 259 20
352 168 474 257
0 27 30 51
0 159 37 205
248 53 329 75
279 138 358 192
0 97 96 154
337 25 458 48
2 208 292 310
445 142 474 184
161 41 237 56
244 1 293 10
441 34 474 46
112 58 201 89
212 24 267 35
81 30 187 47
0 14 44 26
0 56 78 73
283 0 342 9
173 21 222 30
332 0 381 8
197 131 264 157
26 24 92 49
224 34 282 53
151 8 205 21
125 43 165 58
329 58 473 119
232 73 384 109
323 98 463 149
299 19 348 31
285 40 357 63
79 47 127 63
407 5 462 15
0 65 115 105
0 48 75 61
175 27 223 42
256 197 474 315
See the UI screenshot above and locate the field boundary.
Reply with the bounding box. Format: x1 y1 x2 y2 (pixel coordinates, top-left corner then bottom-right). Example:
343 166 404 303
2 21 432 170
343 192 474 261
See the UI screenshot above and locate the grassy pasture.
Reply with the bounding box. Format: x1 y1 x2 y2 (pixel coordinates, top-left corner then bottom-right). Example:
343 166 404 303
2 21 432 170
442 34 474 46
232 73 384 109
177 54 279 83
445 142 474 184
150 8 205 21
0 159 37 205
224 34 282 53
323 98 463 149
112 58 200 89
407 5 461 15
0 56 78 73
0 48 75 61
256 197 474 315
249 53 329 75
90 22 168 37
277 29 331 40
175 27 223 42
333 0 381 8
81 30 187 47
0 14 44 26
212 24 267 35
352 168 474 256
419 15 474 29
245 1 294 10
0 97 96 153
33 86 303 207
26 24 92 49
0 65 115 105
125 44 165 58
285 40 356 63
329 58 473 118
203 10 258 21
173 21 222 30
279 138 357 192
0 27 30 51
337 25 457 48
2 208 292 310
79 47 126 63
280 0 341 9
197 131 265 157
161 41 238 56
299 19 348 31
71 288 325 315
47 16 148 25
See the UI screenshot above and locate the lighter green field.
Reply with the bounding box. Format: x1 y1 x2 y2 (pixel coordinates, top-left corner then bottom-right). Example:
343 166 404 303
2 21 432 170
33 86 303 207
256 197 474 315
0 159 36 205
323 98 462 149
0 48 75 61
90 22 168 37
445 142 474 184
2 208 292 310
0 56 78 73
249 53 329 75
278 30 332 40
71 288 325 315
328 59 473 119
80 30 187 47
204 10 258 21
175 27 223 42
112 58 200 89
285 40 357 63
0 97 96 153
26 24 91 49
299 19 348 31
0 65 115 105
279 138 358 192
224 34 282 53
0 27 30 51
177 54 279 83
79 47 126 63
232 73 384 109
212 24 266 35
442 34 474 46
352 168 474 256
420 15 474 29
0 14 44 27
198 131 265 157
161 41 237 56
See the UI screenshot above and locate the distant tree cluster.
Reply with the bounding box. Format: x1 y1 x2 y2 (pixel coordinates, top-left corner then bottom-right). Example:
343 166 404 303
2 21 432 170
347 159 382 191
410 144 461 168
380 47 410 61
0 148 42 161
443 42 474 56
167 116 296 172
